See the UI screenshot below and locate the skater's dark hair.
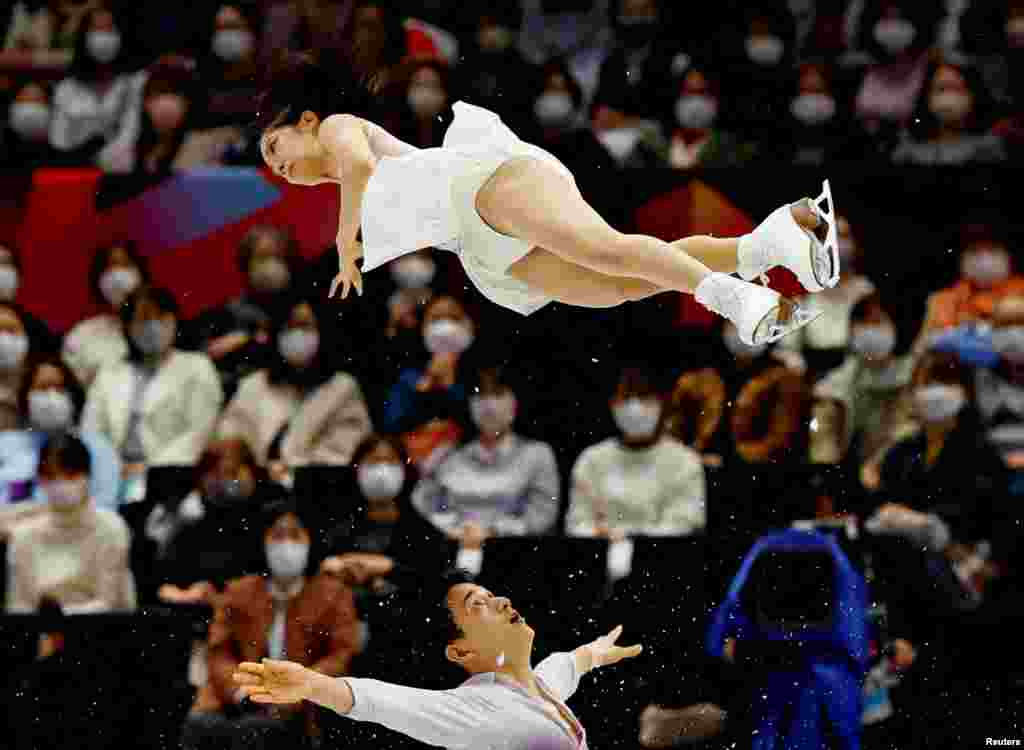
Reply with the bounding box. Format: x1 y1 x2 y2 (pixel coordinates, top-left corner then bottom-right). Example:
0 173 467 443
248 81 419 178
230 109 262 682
254 51 375 134
425 567 476 649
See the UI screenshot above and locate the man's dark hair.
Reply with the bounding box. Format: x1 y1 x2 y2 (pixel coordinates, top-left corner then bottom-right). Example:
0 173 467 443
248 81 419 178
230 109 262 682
39 432 91 477
425 568 477 651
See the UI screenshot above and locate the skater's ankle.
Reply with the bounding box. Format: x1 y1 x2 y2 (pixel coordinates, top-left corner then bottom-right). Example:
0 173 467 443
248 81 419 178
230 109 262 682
790 201 819 232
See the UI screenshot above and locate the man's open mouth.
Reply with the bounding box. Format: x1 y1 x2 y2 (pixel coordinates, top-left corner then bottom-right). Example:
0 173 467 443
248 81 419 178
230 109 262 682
510 611 523 624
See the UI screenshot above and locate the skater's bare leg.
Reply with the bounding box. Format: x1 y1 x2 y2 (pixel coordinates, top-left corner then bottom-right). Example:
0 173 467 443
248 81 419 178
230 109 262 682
508 247 663 308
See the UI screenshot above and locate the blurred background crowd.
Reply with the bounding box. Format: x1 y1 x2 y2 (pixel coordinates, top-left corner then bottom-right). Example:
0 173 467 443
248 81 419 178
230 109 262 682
0 0 1022 749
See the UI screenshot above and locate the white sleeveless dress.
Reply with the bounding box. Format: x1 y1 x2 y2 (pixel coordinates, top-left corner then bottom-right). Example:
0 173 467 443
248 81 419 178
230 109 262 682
360 101 573 316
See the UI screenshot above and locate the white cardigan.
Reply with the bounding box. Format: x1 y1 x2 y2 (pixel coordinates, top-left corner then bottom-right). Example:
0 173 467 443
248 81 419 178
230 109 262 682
82 350 224 465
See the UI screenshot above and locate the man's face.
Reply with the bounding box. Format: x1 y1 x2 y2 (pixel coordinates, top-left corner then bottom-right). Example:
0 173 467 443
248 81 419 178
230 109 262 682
445 583 531 669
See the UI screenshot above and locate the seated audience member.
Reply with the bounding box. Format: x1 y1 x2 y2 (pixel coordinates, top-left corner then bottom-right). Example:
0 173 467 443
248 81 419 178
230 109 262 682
6 432 135 613
340 0 407 89
873 351 1009 603
82 286 223 499
258 0 350 64
668 67 758 170
190 224 301 398
916 221 1024 345
150 438 280 602
977 295 1024 468
592 0 679 125
778 61 866 165
1 80 58 169
411 365 560 548
197 4 263 129
0 302 37 431
779 215 876 375
62 240 148 388
181 500 360 750
0 356 120 515
382 294 475 471
891 60 1005 165
812 293 917 470
568 365 706 538
592 99 667 168
0 242 58 353
218 297 372 479
48 6 147 172
395 59 454 149
456 9 536 134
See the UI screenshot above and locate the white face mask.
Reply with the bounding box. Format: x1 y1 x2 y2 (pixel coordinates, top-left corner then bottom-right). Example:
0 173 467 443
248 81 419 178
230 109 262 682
597 127 642 161
991 325 1024 355
612 397 662 439
212 29 254 62
791 93 836 126
265 541 309 579
424 318 474 355
0 331 28 369
961 250 1011 286
470 393 516 435
357 462 406 501
44 477 88 511
914 383 966 423
534 91 575 128
873 19 916 55
391 256 436 288
99 267 141 307
850 324 896 358
132 319 174 357
278 328 319 367
930 91 971 123
408 85 447 119
28 389 74 431
249 257 291 292
9 102 50 141
86 30 122 64
745 35 784 66
724 325 767 358
675 94 718 129
0 265 18 302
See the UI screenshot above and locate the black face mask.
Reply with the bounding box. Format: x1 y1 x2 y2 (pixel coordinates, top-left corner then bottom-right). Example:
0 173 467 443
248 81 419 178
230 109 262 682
617 17 658 48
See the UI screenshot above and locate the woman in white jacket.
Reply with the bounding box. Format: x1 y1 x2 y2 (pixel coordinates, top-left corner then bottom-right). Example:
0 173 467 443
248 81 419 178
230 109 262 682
82 286 223 497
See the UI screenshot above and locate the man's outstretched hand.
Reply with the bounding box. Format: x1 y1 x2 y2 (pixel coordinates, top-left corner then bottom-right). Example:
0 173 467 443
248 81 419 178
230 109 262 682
586 625 642 669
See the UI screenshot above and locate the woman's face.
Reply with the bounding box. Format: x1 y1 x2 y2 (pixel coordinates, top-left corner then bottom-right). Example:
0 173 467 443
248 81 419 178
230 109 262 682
145 88 189 135
265 512 311 545
798 66 828 95
363 440 402 465
408 66 448 121
30 363 66 393
423 296 469 328
106 245 135 272
261 113 330 185
289 302 318 331
0 305 26 336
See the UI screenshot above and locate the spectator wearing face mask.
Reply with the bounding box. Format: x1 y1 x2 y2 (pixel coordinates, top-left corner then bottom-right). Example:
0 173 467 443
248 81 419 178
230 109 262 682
152 438 281 603
591 0 679 125
668 67 756 170
722 8 795 138
872 351 1009 607
6 432 135 614
0 302 37 431
382 294 475 471
62 240 148 388
128 69 204 174
568 366 706 539
973 295 1024 469
218 298 372 481
1 80 58 169
591 99 667 167
411 365 559 558
343 1 407 89
48 6 147 172
198 4 262 129
456 10 536 134
916 222 1024 344
812 294 917 472
182 500 360 750
190 224 302 398
0 242 58 354
776 61 867 165
396 59 454 149
82 286 223 500
0 355 120 516
778 215 877 376
852 3 940 141
891 60 1005 165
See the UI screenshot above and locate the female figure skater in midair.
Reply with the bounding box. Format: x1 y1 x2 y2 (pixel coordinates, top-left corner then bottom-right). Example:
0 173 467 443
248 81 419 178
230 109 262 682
255 54 840 345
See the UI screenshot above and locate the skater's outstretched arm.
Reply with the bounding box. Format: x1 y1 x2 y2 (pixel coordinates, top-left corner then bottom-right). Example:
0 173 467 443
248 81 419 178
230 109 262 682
234 659 491 750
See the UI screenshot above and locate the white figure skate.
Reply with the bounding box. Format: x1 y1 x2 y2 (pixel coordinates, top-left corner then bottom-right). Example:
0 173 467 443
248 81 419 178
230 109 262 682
739 179 840 293
696 273 824 346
